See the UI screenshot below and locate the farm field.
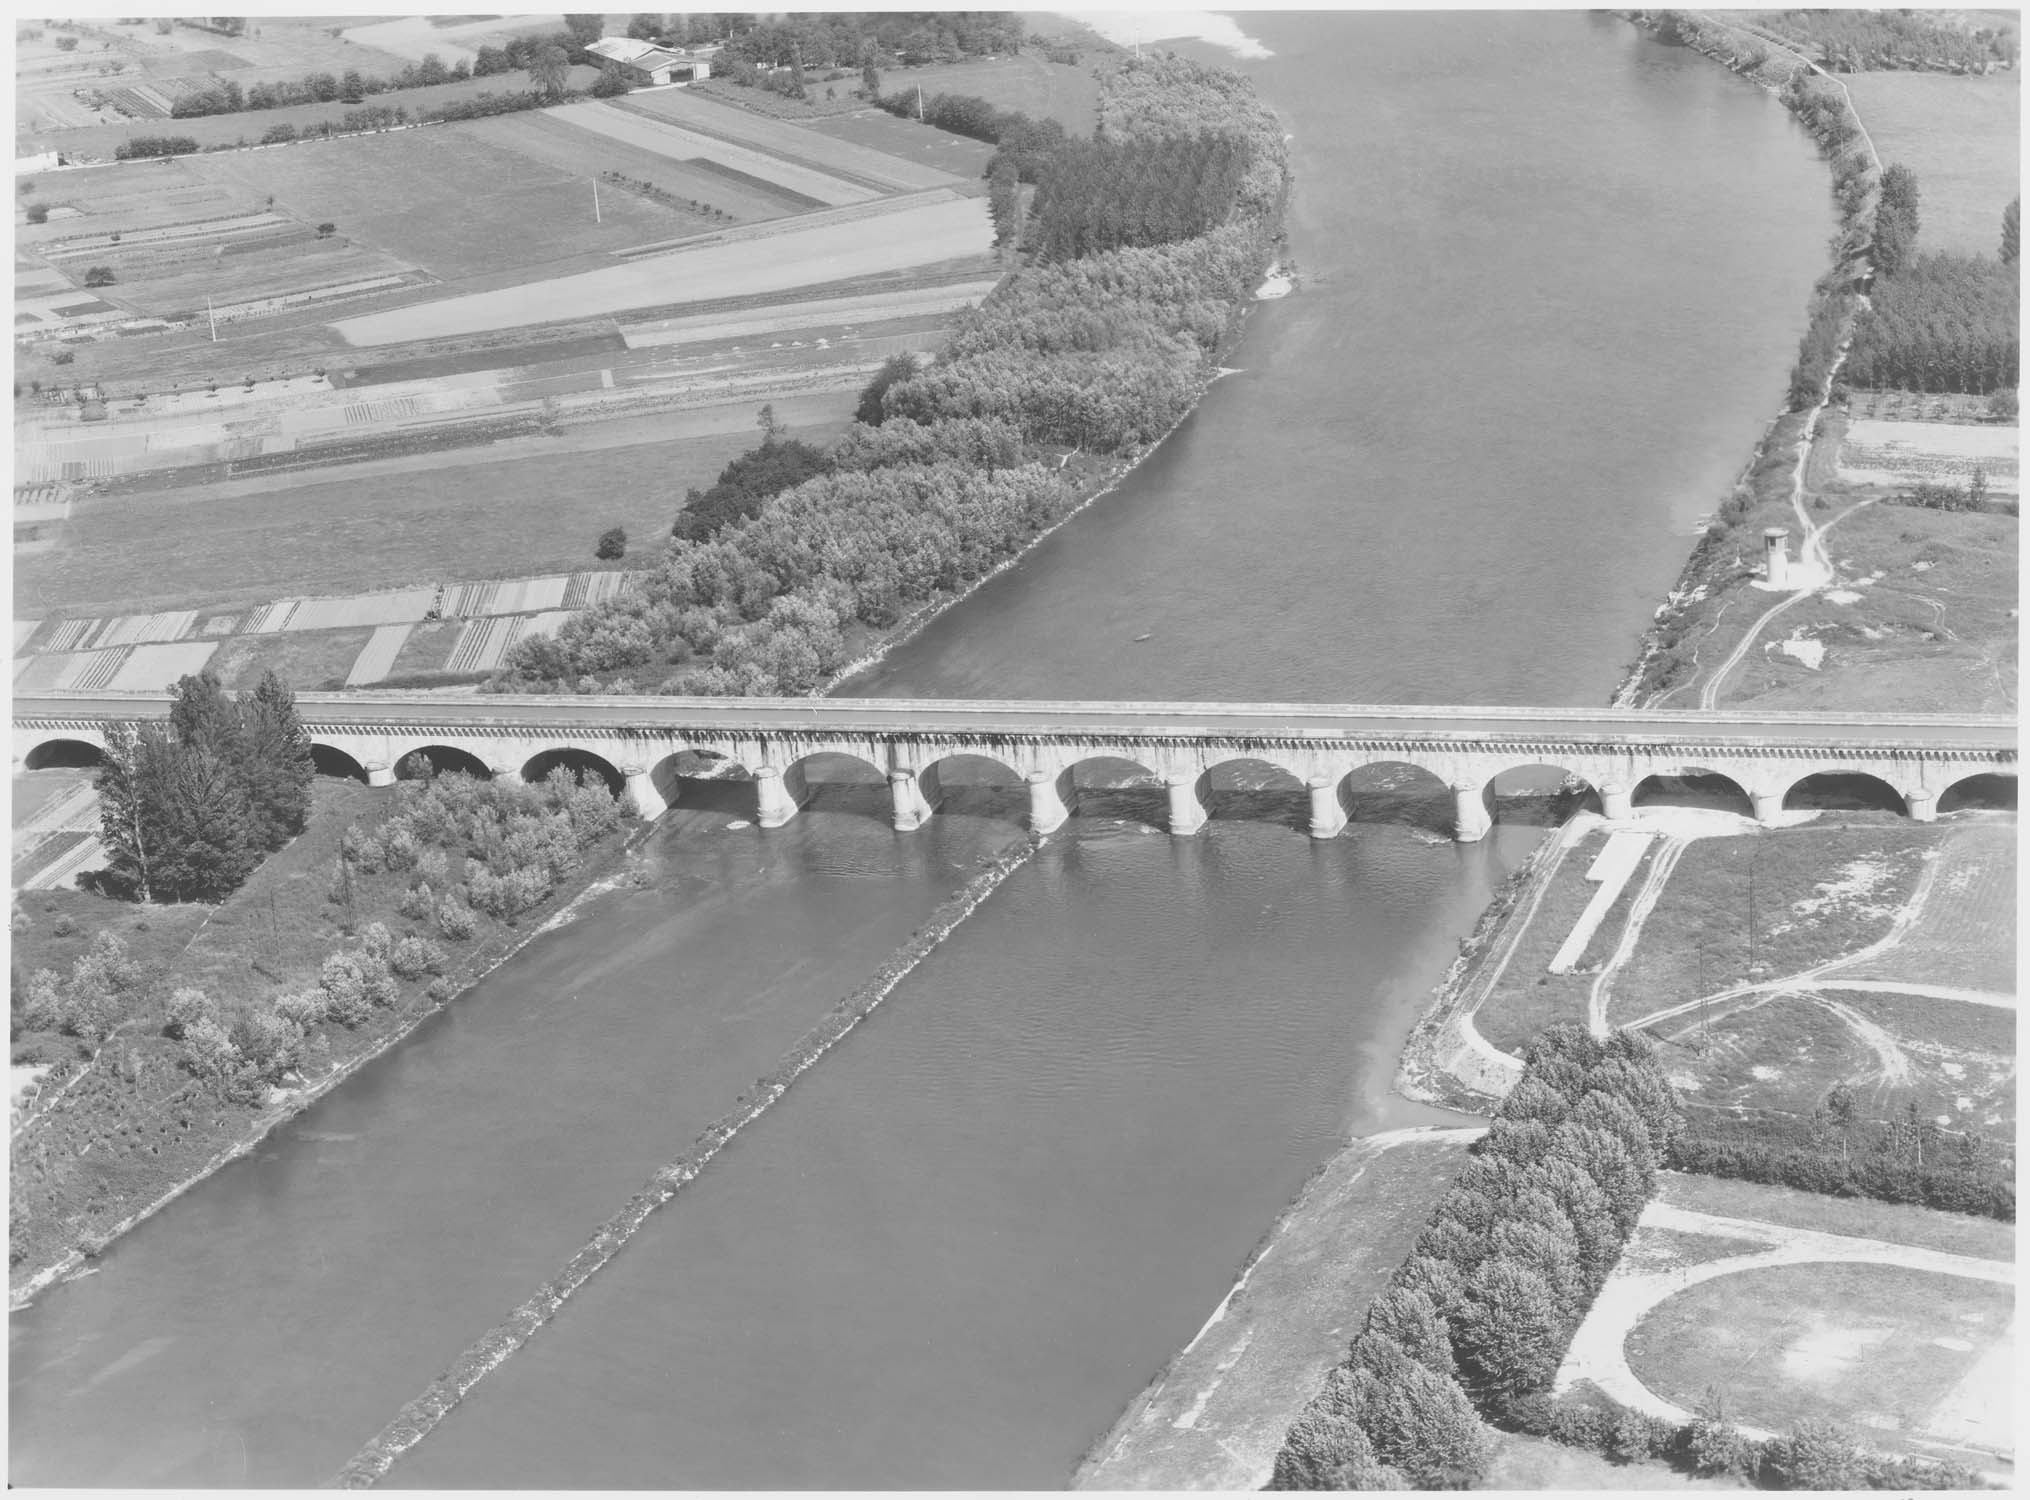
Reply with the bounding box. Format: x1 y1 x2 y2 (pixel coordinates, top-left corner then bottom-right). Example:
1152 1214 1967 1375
338 14 562 67
12 395 856 616
330 192 994 344
806 108 998 182
872 53 1104 134
453 110 788 225
1844 71 2020 256
558 100 883 207
1837 417 2019 494
611 88 968 192
189 124 695 282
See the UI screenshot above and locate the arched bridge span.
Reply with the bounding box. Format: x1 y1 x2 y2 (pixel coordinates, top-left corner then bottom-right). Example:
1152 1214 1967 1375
13 692 2015 842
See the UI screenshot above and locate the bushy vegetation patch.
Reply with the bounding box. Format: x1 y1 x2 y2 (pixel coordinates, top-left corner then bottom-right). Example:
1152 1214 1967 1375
1742 9 2018 73
1268 1026 1682 1488
1671 1091 2014 1220
493 52 1288 695
1505 1382 1991 1489
9 769 630 1290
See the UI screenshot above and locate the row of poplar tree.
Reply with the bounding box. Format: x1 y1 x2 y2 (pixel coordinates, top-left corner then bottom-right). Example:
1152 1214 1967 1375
96 670 315 904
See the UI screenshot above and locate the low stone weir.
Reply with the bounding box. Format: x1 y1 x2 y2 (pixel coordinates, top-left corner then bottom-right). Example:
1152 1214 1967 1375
331 834 1042 1487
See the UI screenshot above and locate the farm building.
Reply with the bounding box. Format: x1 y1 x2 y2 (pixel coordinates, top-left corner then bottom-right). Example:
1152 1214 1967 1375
584 37 713 85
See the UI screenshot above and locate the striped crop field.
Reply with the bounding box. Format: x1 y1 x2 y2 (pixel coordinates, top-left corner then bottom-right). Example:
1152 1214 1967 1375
615 89 964 193
242 601 301 635
331 194 991 345
550 101 882 207
285 588 437 632
564 571 641 609
84 610 200 651
444 616 523 674
346 624 415 687
107 641 221 692
53 650 129 692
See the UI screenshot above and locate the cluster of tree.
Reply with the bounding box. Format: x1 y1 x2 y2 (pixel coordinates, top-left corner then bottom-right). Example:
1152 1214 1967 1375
13 930 144 1047
1026 131 1251 261
708 12 1023 71
2003 196 2019 266
1767 68 1875 410
94 670 314 905
1893 466 2013 515
1846 251 2020 393
672 408 834 541
1269 1026 1682 1489
112 133 200 159
1670 1087 2014 1219
494 53 1287 695
875 89 1068 182
333 767 624 932
1751 8 2018 73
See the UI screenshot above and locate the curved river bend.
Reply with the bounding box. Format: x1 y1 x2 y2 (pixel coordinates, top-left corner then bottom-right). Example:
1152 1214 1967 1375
9 13 1833 1488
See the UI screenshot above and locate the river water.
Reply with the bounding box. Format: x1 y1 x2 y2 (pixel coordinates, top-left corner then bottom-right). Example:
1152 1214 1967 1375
9 13 1833 1489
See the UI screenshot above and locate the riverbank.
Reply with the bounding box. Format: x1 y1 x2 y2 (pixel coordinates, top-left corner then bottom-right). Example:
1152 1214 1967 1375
8 800 654 1305
1072 1124 1481 1488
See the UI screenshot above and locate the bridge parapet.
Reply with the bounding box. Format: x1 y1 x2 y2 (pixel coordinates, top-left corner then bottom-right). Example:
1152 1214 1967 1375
14 693 2015 841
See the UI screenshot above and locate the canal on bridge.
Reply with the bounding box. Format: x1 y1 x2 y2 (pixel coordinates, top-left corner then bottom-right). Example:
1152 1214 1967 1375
9 13 1838 1488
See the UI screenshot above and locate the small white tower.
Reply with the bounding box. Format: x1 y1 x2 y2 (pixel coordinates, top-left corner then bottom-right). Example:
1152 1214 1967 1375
1763 527 1791 588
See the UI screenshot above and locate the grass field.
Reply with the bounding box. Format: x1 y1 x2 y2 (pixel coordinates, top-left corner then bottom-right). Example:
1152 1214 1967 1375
13 398 855 615
1483 1432 1747 1490
330 192 992 343
207 626 372 692
555 100 882 207
189 124 694 283
1659 1171 2017 1260
1624 1261 2011 1455
875 53 1104 134
1845 71 2020 257
807 109 999 182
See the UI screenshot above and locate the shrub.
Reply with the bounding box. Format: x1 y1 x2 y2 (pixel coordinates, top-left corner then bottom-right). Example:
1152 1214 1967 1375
390 935 445 979
319 952 371 1027
316 221 336 238
1686 1388 1752 1477
596 525 627 560
21 969 64 1031
180 1014 240 1079
25 202 49 224
273 990 326 1029
164 987 216 1040
1761 1418 1863 1490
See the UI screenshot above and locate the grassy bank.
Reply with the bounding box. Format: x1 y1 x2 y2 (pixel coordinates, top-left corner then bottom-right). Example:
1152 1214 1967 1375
9 775 640 1297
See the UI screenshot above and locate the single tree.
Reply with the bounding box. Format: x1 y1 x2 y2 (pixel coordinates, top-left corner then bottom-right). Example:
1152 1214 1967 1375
861 48 881 99
238 669 314 848
1454 1255 1569 1403
529 43 572 99
25 202 49 224
596 525 628 560
96 722 156 902
2002 196 2019 265
83 266 115 287
1874 161 1921 276
563 13 605 47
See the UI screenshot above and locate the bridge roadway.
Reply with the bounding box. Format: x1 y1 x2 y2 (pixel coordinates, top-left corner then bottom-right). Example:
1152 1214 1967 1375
13 692 2017 841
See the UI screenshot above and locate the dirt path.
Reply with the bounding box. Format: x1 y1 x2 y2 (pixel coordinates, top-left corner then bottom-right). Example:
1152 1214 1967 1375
1587 836 1688 1036
1557 1202 2010 1445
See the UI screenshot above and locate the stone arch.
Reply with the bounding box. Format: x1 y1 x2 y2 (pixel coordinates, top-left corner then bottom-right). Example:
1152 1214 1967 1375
1937 771 2016 815
23 738 104 770
650 748 752 816
522 746 625 797
394 744 492 781
1339 758 1454 831
1782 768 1906 815
1055 754 1167 830
311 743 370 782
783 749 889 821
1198 755 1309 829
1632 766 1753 817
917 752 1025 824
1484 761 1604 823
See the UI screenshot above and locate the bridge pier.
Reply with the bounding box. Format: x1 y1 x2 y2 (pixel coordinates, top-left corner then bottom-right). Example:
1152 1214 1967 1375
489 765 523 786
365 762 396 788
1599 784 1634 821
1904 789 1936 822
1453 782 1492 843
889 769 933 831
754 765 799 828
1026 771 1068 834
623 765 667 821
1307 776 1346 840
1751 790 1785 825
1167 775 1206 836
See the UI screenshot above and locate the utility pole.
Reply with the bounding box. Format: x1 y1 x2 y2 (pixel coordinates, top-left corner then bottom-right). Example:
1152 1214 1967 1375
592 175 602 224
205 294 218 342
916 82 924 120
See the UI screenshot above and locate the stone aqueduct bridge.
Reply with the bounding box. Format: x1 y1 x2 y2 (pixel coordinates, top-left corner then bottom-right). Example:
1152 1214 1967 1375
15 693 2016 841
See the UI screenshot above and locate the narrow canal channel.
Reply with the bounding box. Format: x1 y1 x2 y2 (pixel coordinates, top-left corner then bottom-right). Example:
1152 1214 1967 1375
10 13 1835 1487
